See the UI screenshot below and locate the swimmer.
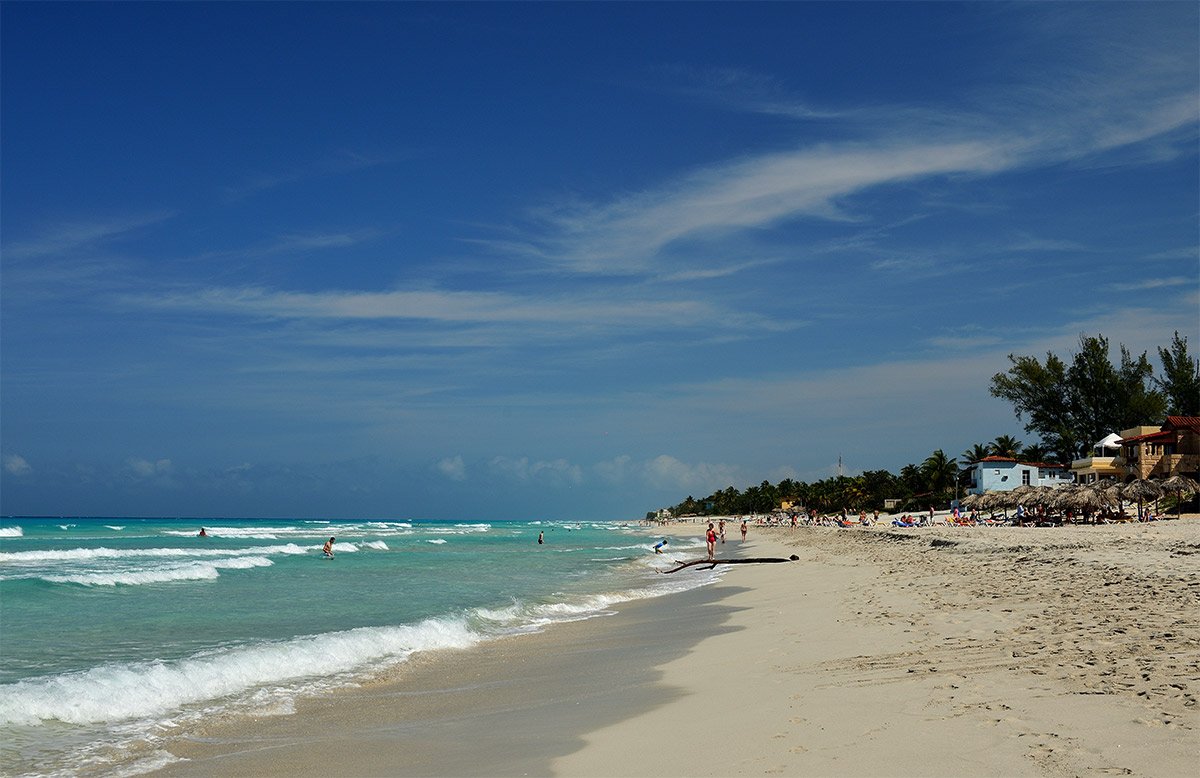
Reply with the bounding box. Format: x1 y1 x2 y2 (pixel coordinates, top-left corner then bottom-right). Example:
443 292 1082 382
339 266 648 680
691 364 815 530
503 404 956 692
323 537 335 558
198 527 207 537
653 538 668 554
538 531 544 545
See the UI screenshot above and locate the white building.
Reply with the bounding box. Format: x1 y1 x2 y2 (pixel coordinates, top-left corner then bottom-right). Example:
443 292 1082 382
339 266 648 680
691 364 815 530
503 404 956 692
967 456 1072 495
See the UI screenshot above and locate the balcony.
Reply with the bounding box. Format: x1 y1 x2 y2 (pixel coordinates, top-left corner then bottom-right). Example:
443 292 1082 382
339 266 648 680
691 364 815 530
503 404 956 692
1070 454 1124 470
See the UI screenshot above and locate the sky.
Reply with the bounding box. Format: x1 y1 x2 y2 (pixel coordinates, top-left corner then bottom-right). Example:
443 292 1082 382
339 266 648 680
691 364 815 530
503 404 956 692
2 2 1197 521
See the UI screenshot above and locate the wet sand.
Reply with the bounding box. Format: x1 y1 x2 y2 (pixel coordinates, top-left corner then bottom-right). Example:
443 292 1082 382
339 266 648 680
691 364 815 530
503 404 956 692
154 519 1200 777
154 572 745 777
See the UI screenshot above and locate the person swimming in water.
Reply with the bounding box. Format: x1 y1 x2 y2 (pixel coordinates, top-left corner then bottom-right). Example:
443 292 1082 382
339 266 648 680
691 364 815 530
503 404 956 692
323 537 335 558
198 527 207 537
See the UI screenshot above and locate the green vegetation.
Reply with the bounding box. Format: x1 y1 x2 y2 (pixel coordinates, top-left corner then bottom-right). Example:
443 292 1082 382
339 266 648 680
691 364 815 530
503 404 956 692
650 332 1197 519
990 332 1196 463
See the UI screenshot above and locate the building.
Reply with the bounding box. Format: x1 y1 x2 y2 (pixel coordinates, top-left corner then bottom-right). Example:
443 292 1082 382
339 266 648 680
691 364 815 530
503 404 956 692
1118 416 1200 480
1071 432 1131 484
967 456 1072 494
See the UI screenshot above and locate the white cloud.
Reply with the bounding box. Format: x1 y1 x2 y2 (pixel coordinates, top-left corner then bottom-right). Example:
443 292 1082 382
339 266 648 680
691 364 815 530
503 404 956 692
1141 246 1199 261
123 284 712 328
523 138 1011 275
1107 276 1196 292
436 455 467 481
595 454 741 494
128 458 172 478
488 456 583 485
643 455 741 493
4 455 32 476
2 212 174 261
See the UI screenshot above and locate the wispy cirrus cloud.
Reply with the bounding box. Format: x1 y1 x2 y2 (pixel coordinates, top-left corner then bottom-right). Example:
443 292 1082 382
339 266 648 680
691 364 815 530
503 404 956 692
1107 276 1196 292
504 7 1196 282
118 283 736 331
1141 246 1199 262
520 138 1012 276
2 212 175 261
221 149 405 201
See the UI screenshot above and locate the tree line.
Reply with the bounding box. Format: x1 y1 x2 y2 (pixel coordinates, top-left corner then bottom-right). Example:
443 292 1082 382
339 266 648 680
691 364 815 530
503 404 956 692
654 332 1197 519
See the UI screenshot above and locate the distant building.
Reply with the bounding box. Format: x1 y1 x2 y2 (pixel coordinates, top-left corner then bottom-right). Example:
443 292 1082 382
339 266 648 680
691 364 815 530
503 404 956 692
1071 432 1128 484
1118 416 1200 480
967 456 1071 494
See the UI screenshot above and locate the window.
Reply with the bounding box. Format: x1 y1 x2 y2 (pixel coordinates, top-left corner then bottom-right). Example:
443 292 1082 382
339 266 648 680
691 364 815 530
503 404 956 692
1022 470 1031 485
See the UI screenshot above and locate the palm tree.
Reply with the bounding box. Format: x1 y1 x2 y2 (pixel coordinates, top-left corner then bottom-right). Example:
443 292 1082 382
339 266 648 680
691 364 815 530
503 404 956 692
900 463 924 493
1020 443 1052 464
992 435 1023 459
961 443 993 465
922 449 959 494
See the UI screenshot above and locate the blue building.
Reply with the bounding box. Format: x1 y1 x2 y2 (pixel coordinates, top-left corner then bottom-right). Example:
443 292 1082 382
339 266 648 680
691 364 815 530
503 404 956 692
967 456 1071 495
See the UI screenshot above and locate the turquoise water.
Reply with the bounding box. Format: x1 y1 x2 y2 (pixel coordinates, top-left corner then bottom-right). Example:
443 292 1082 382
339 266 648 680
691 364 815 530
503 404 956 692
0 517 712 776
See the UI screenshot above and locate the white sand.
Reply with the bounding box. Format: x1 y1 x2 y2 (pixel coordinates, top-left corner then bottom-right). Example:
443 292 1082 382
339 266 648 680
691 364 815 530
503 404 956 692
555 520 1199 776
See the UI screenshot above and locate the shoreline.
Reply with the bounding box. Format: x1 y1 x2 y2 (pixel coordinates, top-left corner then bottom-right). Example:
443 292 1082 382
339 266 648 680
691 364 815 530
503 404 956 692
152 520 1199 777
152 528 747 777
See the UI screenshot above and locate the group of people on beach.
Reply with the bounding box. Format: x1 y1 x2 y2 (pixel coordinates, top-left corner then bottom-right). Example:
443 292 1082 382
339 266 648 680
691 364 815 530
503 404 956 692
701 519 749 559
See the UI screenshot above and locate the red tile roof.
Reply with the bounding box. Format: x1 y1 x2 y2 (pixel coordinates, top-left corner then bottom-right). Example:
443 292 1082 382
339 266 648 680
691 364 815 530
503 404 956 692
1165 416 1200 434
1118 430 1174 444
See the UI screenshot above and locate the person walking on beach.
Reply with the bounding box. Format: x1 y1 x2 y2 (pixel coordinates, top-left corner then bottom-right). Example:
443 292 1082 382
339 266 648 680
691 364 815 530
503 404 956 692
705 523 718 560
740 520 748 542
718 519 726 544
323 537 335 558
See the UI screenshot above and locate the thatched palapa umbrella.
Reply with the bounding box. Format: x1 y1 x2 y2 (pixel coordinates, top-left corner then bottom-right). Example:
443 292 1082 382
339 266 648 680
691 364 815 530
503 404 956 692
1095 482 1125 516
1122 478 1163 519
1063 485 1109 521
1158 474 1200 518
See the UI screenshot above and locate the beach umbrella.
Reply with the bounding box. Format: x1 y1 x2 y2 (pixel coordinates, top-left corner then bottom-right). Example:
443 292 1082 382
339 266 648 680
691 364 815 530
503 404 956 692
1158 474 1200 517
1045 484 1075 510
1065 486 1106 520
1122 478 1163 519
1009 484 1038 506
1030 485 1059 512
961 493 981 509
980 491 1005 511
1122 478 1163 501
1088 482 1125 518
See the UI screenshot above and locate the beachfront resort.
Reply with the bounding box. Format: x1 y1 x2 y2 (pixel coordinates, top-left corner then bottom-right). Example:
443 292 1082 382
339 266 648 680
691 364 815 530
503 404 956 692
650 415 1200 527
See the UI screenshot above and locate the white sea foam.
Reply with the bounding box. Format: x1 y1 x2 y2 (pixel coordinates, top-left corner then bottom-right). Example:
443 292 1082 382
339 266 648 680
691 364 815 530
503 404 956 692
0 616 481 726
0 543 310 564
426 538 447 545
0 526 23 537
105 526 126 531
361 541 389 550
43 557 274 587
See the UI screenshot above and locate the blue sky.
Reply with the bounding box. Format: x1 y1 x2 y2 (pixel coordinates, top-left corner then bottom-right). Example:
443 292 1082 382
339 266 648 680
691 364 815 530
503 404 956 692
2 2 1197 521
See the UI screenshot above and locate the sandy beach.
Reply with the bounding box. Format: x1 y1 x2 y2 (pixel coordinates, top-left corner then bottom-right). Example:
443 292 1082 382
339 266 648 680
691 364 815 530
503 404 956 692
154 518 1199 777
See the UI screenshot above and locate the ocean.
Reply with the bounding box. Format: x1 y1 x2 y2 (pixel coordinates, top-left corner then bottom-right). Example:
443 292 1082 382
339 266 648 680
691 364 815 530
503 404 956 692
0 517 714 777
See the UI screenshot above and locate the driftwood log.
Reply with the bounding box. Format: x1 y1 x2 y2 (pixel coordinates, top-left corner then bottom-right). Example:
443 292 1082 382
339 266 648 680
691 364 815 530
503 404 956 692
659 555 800 574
